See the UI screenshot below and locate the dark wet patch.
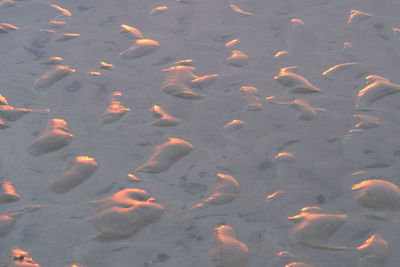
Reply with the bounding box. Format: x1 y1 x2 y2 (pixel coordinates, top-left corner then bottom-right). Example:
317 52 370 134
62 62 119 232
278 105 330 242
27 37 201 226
216 166 232 173
99 16 116 27
65 80 81 92
95 183 116 196
179 180 207 195
365 163 390 169
326 138 339 142
316 194 325 204
353 228 372 240
363 149 373 154
277 139 301 151
151 56 175 66
239 211 266 222
157 253 170 262
356 72 369 79
378 34 389 40
256 160 272 170
24 38 49 60
77 6 93 11
213 34 235 43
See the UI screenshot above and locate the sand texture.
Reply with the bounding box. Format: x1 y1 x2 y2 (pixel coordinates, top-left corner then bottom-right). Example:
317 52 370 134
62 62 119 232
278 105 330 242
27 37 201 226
1 0 400 266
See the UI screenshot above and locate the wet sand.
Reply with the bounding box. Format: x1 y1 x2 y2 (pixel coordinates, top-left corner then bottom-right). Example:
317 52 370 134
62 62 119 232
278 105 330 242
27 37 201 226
1 0 400 266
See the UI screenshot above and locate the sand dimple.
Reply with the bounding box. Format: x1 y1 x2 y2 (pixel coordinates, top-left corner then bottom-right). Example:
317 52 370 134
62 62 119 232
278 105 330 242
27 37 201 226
347 10 372 24
34 66 75 89
229 4 253 17
0 181 19 203
0 94 45 123
0 94 9 106
161 66 201 98
275 152 296 163
274 152 298 187
148 105 180 127
120 39 160 59
0 0 15 8
161 64 207 99
0 205 42 238
98 61 113 69
149 6 168 16
269 98 326 120
38 57 64 65
50 156 99 194
0 119 9 129
273 50 290 60
88 71 101 76
285 263 315 267
54 33 80 42
275 67 321 93
353 115 381 129
352 179 400 210
0 23 19 33
190 173 240 209
27 118 74 156
50 4 72 17
288 207 348 250
135 138 194 173
190 74 220 89
225 39 240 47
224 120 245 133
291 18 304 28
176 0 196 4
240 86 263 111
355 75 400 111
48 20 68 28
4 247 41 267
88 188 165 241
357 234 389 266
322 62 358 77
119 24 144 40
102 91 131 124
211 225 249 267
392 28 400 40
175 59 193 66
127 173 141 182
0 106 31 122
227 50 248 67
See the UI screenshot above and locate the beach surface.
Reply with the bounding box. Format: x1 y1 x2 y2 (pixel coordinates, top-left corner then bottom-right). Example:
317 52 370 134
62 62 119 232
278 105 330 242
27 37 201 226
1 0 400 266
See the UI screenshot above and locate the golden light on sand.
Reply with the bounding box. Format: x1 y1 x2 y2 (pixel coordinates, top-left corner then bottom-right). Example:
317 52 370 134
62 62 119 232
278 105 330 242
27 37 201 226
2 0 400 266
50 4 72 16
